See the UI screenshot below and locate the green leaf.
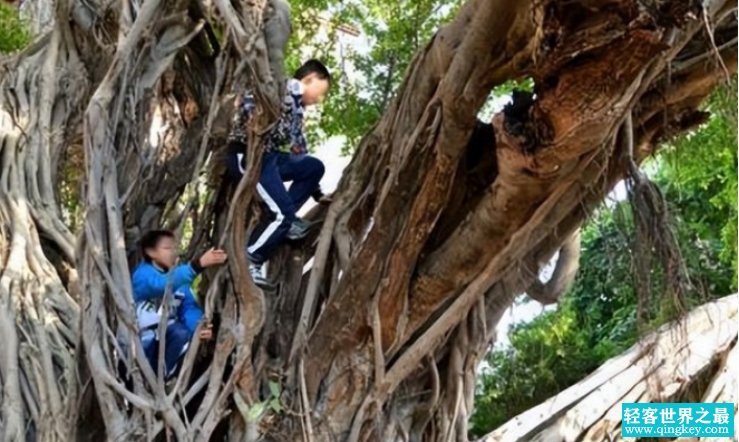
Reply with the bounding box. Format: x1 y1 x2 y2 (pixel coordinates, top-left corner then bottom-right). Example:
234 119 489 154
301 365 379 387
270 398 283 413
269 381 281 398
247 402 267 422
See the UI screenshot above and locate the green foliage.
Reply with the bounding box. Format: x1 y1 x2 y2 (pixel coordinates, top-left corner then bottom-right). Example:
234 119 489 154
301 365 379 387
469 213 640 437
472 305 609 431
289 0 461 150
492 78 535 97
268 381 283 412
284 0 357 149
233 380 283 424
469 80 738 437
477 78 535 121
658 79 738 289
59 145 85 232
337 0 461 145
0 3 31 54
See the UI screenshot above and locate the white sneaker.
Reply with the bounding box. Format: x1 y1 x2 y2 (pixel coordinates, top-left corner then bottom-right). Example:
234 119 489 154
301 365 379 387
249 262 274 288
286 218 312 240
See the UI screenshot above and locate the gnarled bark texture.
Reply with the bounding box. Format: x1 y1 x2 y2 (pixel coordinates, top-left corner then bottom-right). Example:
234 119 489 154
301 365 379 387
0 0 736 441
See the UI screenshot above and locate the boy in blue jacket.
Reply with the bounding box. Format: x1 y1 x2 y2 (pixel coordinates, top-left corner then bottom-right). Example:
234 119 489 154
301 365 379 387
225 59 331 288
132 230 227 377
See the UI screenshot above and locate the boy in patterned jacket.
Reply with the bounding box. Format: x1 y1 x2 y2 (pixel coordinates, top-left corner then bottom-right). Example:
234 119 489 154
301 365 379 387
225 59 331 287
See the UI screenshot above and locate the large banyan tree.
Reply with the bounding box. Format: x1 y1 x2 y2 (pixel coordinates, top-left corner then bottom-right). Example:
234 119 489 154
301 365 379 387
0 0 736 440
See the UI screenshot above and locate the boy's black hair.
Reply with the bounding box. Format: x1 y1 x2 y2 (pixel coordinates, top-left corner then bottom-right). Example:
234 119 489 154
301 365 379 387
294 59 331 84
140 230 175 261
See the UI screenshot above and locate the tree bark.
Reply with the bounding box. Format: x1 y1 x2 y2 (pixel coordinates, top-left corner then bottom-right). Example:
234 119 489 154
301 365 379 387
0 0 736 441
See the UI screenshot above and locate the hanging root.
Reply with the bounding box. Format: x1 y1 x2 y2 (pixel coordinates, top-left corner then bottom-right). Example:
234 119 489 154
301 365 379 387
526 229 582 305
623 113 690 322
628 176 690 319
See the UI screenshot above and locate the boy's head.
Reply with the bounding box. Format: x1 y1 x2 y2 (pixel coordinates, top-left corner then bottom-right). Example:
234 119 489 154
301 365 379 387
294 59 331 106
140 230 177 270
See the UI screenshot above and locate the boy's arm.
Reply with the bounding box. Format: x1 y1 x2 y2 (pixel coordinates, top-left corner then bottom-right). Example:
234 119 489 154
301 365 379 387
229 92 257 143
172 261 200 287
287 86 307 155
238 92 257 119
177 288 203 335
132 262 200 302
289 115 307 155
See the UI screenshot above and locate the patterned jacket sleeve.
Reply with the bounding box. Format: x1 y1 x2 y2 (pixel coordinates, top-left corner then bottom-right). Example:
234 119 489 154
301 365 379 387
228 91 257 145
289 110 307 155
286 81 307 155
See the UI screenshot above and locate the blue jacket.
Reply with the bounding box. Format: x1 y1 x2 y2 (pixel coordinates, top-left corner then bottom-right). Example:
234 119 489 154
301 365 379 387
131 261 203 335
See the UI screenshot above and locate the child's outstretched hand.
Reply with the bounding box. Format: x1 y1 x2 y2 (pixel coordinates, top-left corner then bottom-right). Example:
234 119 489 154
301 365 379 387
199 248 228 268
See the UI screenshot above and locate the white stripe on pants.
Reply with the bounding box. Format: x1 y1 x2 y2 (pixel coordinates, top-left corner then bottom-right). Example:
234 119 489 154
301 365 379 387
247 183 286 256
236 153 246 174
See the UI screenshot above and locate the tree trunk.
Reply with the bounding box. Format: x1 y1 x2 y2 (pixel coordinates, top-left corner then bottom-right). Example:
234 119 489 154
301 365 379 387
0 0 736 441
